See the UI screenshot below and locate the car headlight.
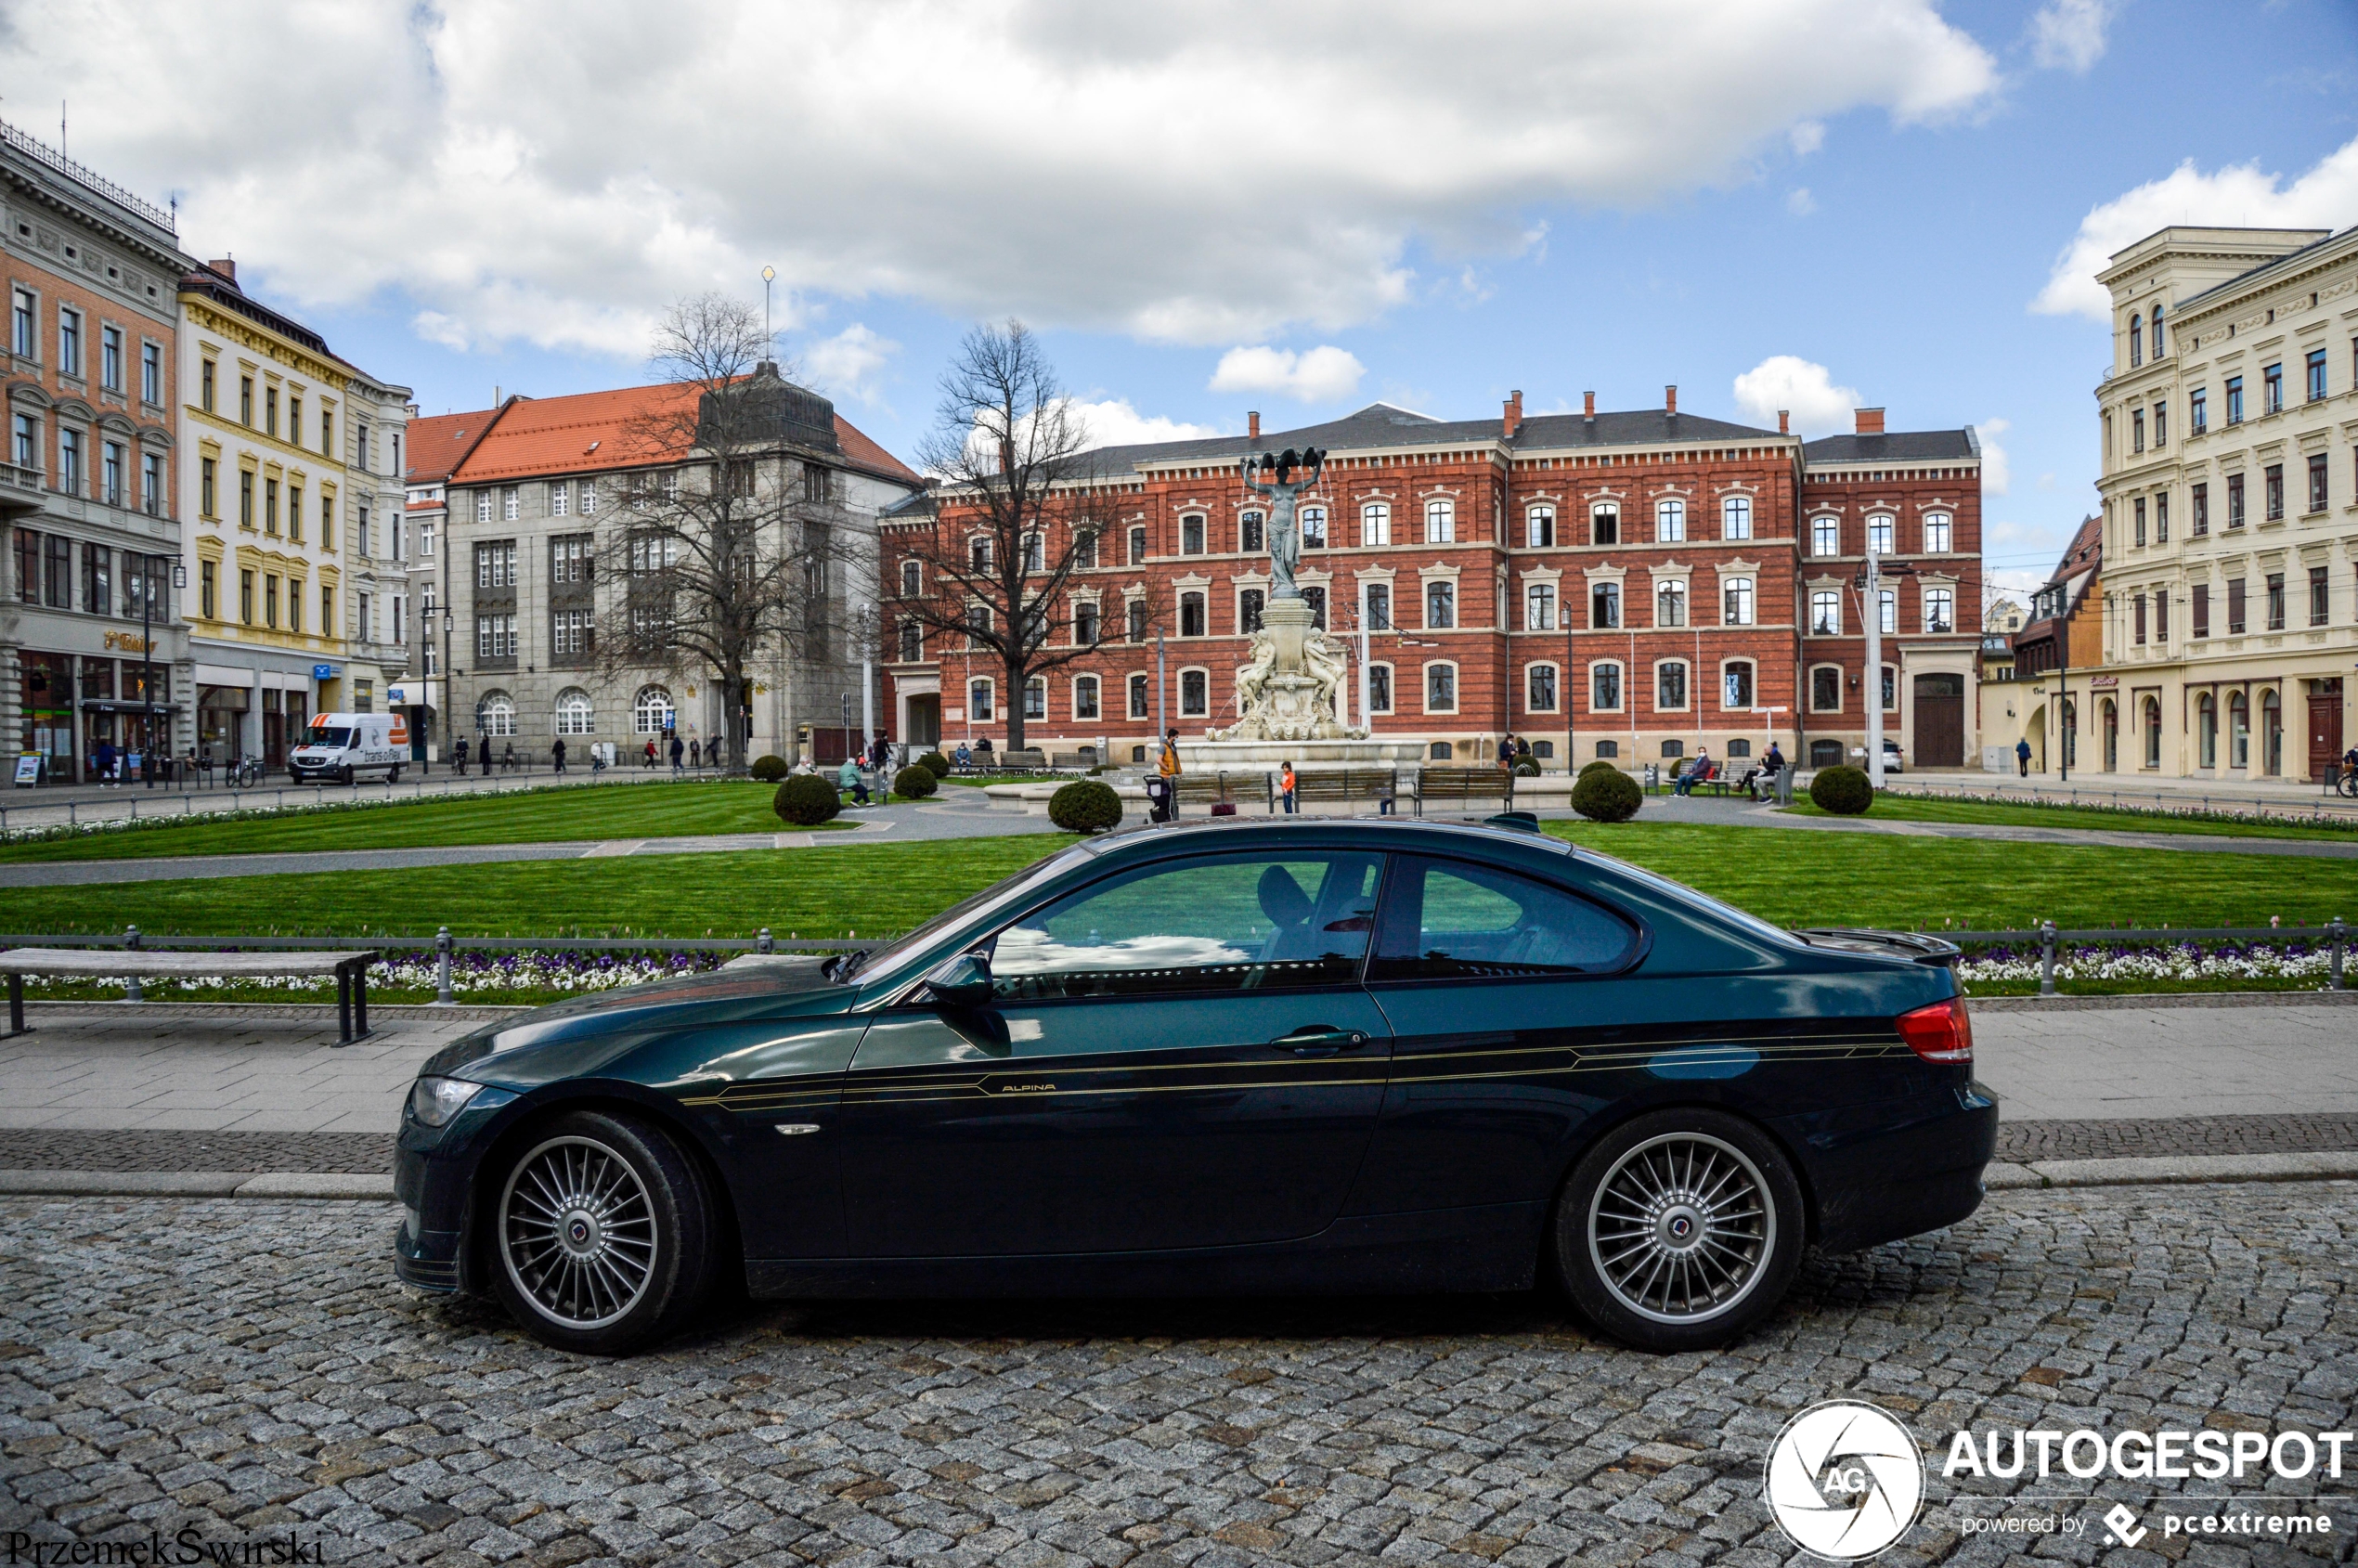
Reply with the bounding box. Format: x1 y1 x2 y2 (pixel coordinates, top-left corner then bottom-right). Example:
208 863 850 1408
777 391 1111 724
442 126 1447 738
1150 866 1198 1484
408 1075 484 1127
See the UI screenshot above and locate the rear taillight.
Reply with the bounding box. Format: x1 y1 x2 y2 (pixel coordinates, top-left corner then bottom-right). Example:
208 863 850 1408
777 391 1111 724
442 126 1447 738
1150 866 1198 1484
1896 996 1973 1064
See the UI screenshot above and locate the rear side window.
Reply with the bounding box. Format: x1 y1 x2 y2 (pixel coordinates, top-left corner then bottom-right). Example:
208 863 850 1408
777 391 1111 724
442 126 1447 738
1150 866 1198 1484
1368 855 1638 981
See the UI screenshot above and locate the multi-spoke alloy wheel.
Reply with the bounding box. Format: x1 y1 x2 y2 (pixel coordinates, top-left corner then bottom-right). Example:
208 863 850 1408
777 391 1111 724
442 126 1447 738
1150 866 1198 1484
483 1111 716 1354
1587 1133 1772 1324
1552 1109 1804 1352
500 1135 659 1328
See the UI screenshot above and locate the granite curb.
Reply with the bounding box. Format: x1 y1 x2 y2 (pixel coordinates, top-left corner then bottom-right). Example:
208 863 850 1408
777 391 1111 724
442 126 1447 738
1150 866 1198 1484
17 1000 528 1022
0 1169 395 1199
1982 1149 2358 1189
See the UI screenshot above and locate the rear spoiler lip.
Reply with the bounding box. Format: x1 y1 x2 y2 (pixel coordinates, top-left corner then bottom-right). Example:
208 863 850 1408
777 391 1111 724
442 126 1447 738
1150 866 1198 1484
1791 927 1963 968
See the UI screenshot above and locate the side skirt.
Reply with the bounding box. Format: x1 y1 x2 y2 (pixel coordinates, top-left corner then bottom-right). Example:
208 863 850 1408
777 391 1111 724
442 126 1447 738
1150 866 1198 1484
745 1201 1545 1300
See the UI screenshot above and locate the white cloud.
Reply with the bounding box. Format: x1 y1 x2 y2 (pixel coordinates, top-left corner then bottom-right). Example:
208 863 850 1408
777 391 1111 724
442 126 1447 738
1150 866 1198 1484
2036 472 2057 490
2027 0 2116 73
1064 398 1224 449
1789 120 1826 157
1786 187 1818 216
2033 136 2358 317
800 323 900 406
7 0 2001 357
1985 565 2048 598
1731 355 1859 435
1208 344 1367 403
1976 416 2012 496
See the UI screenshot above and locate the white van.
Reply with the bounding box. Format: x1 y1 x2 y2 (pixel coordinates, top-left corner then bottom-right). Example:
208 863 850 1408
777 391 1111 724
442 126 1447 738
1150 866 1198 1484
290 711 409 784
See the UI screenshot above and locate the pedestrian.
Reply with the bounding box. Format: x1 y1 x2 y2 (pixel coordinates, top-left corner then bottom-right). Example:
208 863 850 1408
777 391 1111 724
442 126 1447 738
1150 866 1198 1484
551 736 567 774
455 735 470 774
954 740 972 770
1497 732 1516 771
1674 746 1715 797
689 738 701 769
1279 760 1298 814
669 734 685 774
644 738 657 769
1154 729 1183 823
502 741 516 771
476 732 491 777
837 754 869 805
2015 736 2032 777
92 739 114 785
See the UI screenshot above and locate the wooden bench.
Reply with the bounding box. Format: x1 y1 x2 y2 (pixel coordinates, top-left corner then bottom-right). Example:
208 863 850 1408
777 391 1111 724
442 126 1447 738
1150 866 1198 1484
1169 771 1268 813
1414 766 1513 816
1291 769 1400 813
0 948 380 1043
1048 749 1100 771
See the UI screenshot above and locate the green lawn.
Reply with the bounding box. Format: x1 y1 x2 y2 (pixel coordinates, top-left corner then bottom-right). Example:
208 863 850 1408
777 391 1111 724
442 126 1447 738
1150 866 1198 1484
0 780 849 862
1781 791 2358 842
4 820 2351 941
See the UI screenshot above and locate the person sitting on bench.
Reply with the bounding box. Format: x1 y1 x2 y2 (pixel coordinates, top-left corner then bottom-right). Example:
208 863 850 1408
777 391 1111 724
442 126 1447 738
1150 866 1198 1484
1673 749 1717 797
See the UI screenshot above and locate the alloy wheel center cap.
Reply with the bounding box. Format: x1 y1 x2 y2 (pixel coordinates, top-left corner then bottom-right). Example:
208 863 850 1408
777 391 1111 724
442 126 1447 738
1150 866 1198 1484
1656 1202 1704 1252
563 1209 602 1256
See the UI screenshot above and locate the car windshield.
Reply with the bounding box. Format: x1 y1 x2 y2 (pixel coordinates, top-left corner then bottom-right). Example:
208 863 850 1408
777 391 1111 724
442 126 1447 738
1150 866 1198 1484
308 728 353 747
845 842 1101 982
1576 845 1803 949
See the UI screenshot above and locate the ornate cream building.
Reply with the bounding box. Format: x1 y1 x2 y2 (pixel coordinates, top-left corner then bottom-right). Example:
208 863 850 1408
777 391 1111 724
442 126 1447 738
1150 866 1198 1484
2093 224 2358 783
175 261 411 766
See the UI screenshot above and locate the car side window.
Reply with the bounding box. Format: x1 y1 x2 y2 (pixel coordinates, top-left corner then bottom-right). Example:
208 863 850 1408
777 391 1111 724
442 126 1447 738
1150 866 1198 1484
1368 856 1638 982
988 852 1384 1001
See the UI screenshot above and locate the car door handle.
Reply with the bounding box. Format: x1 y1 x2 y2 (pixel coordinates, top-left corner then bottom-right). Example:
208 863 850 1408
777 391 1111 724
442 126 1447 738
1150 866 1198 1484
1274 1027 1369 1057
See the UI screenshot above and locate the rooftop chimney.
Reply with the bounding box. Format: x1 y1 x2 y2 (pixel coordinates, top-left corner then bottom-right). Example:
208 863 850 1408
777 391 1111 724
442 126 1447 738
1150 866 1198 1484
1502 389 1522 439
208 258 236 283
1583 391 1596 420
1248 410 1261 442
1778 409 1790 435
1855 407 1885 435
755 358 779 379
1665 385 1678 416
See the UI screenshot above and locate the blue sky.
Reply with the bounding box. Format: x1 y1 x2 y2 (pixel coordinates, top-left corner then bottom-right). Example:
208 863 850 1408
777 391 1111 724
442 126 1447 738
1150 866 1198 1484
17 1 2358 603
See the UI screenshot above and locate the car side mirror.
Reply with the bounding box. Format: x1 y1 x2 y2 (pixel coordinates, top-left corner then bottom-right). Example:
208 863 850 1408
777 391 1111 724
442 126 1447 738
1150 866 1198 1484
924 952 994 1008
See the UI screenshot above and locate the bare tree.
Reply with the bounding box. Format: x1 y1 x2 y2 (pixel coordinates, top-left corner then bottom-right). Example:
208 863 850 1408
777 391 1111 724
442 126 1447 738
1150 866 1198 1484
899 320 1148 754
594 293 862 770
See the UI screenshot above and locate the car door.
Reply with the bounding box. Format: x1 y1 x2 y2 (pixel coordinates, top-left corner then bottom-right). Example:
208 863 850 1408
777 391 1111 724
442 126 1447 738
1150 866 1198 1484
839 848 1392 1257
1348 852 1649 1216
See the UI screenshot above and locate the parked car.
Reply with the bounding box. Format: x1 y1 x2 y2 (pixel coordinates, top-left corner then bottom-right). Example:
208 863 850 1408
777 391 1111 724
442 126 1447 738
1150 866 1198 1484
1882 737 1905 773
395 816 1992 1354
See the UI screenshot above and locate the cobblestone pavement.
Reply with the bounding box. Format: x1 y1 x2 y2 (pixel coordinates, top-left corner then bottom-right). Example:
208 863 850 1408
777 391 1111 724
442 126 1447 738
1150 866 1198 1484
8 1113 2358 1178
3 1185 2353 1566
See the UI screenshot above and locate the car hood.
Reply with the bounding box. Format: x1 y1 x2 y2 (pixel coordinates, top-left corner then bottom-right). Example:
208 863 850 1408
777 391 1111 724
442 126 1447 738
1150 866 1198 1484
421 956 850 1086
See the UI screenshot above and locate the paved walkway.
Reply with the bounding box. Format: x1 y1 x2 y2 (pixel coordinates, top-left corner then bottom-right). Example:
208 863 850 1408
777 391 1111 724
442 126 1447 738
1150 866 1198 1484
2 995 2348 1139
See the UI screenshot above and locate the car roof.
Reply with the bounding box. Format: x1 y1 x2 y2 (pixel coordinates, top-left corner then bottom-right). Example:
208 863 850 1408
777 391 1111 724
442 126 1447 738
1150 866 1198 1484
1087 814 1573 860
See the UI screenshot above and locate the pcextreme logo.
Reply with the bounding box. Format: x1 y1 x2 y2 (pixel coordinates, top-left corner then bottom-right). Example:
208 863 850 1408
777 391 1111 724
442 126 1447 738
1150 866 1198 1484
1764 1401 1925 1561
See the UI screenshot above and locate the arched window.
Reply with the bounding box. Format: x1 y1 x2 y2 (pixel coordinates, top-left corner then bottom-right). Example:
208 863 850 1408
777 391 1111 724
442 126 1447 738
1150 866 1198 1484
1655 580 1686 628
475 690 516 737
1656 661 1688 710
1179 668 1208 715
631 684 674 734
1024 678 1047 719
1660 739 1684 759
1179 591 1206 637
1128 673 1150 719
1809 738 1844 767
1367 663 1393 713
2261 689 2281 775
2229 691 2249 768
1594 739 1619 759
1721 496 1752 539
1300 506 1325 548
1431 741 1454 760
899 560 920 598
1073 676 1100 721
1424 499 1455 543
1722 661 1755 709
968 679 994 720
1810 666 1842 712
2197 692 2216 767
1237 588 1264 634
1361 501 1391 546
1722 577 1755 626
2129 312 2143 367
2144 696 2162 768
1923 512 1953 552
1591 505 1618 545
1590 581 1621 628
1524 582 1555 630
1727 739 1751 758
2102 699 2118 771
1127 601 1149 641
1924 586 1955 633
899 620 923 662
1424 662 1457 712
1526 663 1558 712
1425 580 1455 628
1866 514 1894 555
1239 511 1264 552
1180 515 1205 555
1810 590 1841 636
1812 516 1841 556
1590 662 1623 712
553 688 594 735
1527 507 1555 548
1655 499 1685 542
1021 533 1044 574
2150 304 2164 357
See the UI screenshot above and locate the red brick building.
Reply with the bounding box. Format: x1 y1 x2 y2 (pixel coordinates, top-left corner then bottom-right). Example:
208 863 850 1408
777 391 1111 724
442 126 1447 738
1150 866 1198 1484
882 393 1983 771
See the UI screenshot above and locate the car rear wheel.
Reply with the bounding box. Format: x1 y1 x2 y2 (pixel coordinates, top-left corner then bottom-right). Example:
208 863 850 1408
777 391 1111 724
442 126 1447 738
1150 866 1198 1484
487 1110 718 1354
1550 1108 1804 1352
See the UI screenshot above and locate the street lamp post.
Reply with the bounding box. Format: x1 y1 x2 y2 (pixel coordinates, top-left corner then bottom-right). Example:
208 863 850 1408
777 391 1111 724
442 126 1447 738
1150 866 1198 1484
441 608 455 773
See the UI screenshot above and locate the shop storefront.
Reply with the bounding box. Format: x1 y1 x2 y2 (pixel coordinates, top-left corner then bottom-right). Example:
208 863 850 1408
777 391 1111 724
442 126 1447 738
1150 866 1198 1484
16 652 74 784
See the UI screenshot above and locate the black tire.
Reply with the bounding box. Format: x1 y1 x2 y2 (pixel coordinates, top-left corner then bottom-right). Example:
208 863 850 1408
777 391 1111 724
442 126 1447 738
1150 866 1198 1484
388 765 402 783
486 1109 719 1354
1550 1108 1806 1352
340 765 355 786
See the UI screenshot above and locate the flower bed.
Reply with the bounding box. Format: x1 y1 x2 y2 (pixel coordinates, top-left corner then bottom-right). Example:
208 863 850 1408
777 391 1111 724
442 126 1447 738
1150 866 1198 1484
6 947 736 1005
1957 938 2341 994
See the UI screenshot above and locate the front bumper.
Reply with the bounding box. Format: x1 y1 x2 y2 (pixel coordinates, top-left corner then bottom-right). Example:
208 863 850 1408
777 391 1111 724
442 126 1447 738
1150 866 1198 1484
1776 1077 1999 1253
389 1082 517 1295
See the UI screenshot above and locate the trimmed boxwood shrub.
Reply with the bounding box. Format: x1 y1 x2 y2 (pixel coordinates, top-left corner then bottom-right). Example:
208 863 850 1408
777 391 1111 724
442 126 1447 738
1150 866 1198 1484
916 750 952 777
773 773 842 825
1048 778 1123 834
1512 759 1541 777
1578 758 1622 780
748 754 789 782
1808 764 1874 814
892 765 939 799
1571 767 1642 823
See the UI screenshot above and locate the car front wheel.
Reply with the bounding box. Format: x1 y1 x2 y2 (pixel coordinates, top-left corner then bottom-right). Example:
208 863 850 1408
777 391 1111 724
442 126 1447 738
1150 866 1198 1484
1551 1108 1805 1352
486 1110 718 1354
